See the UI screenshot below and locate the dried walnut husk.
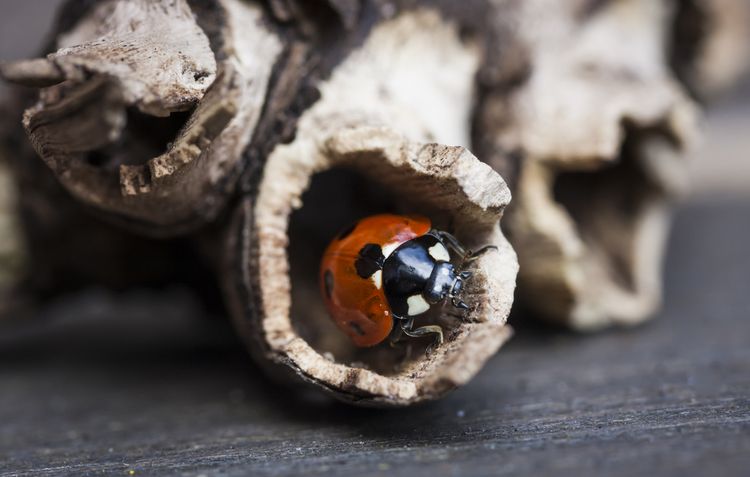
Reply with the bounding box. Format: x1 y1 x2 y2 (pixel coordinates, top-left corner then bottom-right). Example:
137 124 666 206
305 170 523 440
223 11 518 405
2 0 281 235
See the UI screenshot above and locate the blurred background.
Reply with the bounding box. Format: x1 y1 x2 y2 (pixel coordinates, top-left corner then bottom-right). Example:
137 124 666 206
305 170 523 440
2 2 748 198
0 2 748 476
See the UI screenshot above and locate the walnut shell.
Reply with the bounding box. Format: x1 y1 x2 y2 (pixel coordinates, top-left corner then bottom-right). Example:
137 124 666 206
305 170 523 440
477 0 701 330
224 126 517 405
3 0 281 235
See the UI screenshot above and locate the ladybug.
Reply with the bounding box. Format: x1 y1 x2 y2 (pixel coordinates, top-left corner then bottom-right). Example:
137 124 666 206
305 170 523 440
319 214 495 348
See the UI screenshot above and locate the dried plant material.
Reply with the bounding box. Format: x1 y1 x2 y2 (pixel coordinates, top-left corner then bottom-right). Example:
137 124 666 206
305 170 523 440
0 158 27 315
1 0 282 234
223 11 518 405
671 0 750 99
0 89 222 314
479 0 701 329
226 129 516 405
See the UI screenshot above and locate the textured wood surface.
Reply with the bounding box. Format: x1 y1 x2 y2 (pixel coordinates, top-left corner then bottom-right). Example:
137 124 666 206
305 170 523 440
0 198 748 476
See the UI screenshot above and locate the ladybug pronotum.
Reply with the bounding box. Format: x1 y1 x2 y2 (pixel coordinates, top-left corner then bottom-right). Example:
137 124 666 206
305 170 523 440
319 214 495 348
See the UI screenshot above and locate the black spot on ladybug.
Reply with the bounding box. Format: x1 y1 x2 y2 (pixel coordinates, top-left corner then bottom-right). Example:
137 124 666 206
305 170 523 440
323 269 334 299
355 243 384 278
349 321 365 336
360 243 384 262
337 221 358 240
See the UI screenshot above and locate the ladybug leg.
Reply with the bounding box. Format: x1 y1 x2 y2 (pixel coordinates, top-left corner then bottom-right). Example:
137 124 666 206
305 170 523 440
447 271 472 311
434 231 469 258
451 297 470 310
464 245 498 263
435 231 498 263
389 316 406 347
401 317 444 347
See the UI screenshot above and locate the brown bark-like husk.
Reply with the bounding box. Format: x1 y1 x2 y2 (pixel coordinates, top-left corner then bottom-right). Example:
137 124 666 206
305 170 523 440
2 0 282 236
474 0 706 330
225 128 517 406
223 10 518 405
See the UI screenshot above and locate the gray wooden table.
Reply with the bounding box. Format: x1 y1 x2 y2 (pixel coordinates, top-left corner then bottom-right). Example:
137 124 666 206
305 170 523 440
0 198 748 477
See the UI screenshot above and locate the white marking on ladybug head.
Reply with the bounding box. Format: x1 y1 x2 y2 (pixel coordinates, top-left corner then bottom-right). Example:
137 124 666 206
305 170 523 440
371 270 383 289
428 242 450 262
381 241 400 259
406 294 430 316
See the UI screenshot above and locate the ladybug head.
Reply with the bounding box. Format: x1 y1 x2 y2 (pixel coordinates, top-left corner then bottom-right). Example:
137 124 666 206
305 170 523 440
424 262 471 310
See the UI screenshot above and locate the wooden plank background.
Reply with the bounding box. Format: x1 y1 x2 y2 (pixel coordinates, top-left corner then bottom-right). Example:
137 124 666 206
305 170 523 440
0 201 747 477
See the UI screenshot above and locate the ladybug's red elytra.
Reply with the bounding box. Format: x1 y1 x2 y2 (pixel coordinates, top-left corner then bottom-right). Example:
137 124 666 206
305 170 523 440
319 214 495 348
